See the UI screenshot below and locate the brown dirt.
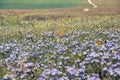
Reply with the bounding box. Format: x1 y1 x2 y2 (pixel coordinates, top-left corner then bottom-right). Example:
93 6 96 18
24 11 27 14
82 6 120 16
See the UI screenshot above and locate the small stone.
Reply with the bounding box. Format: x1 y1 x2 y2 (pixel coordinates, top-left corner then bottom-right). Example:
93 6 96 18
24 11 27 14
83 8 89 12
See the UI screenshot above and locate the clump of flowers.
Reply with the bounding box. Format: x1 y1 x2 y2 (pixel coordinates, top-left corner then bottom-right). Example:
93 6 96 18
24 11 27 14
0 29 119 80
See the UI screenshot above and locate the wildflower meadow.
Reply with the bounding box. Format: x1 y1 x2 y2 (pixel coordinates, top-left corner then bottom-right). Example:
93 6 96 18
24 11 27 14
0 0 120 80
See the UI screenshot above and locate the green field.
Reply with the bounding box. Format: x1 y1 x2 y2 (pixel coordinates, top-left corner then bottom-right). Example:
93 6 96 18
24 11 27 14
0 0 82 9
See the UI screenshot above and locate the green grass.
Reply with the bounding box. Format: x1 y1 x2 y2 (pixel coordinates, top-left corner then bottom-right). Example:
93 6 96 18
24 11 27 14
0 0 82 9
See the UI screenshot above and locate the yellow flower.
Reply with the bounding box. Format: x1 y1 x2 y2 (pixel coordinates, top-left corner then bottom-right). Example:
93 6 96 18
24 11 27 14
55 30 64 36
0 27 2 30
107 62 111 66
95 40 102 46
56 38 60 43
112 50 115 53
10 34 13 37
77 53 82 58
3 74 9 79
16 29 19 32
